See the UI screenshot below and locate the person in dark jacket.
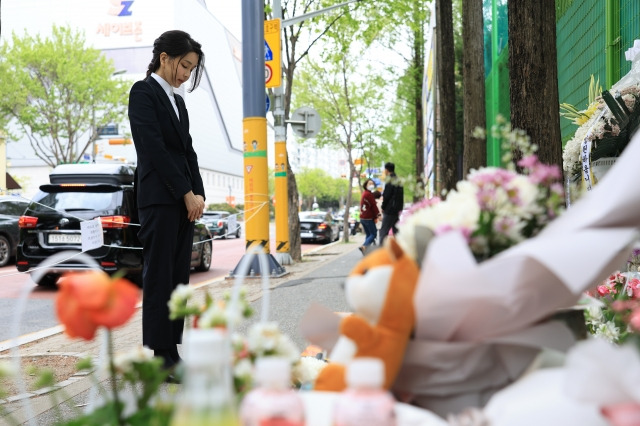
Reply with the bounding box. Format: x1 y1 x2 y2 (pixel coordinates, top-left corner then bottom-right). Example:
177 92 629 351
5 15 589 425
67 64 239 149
379 162 403 245
359 178 380 254
128 30 206 374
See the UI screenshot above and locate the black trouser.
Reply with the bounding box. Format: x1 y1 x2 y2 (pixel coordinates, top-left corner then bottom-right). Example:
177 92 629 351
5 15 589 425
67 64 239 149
379 213 399 246
138 202 194 350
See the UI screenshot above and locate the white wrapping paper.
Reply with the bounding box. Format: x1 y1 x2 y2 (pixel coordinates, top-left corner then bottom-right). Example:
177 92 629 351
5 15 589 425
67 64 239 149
393 127 640 417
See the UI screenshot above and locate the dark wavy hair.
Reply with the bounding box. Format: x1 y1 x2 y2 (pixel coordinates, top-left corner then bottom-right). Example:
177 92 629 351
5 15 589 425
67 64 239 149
362 178 375 191
146 30 205 92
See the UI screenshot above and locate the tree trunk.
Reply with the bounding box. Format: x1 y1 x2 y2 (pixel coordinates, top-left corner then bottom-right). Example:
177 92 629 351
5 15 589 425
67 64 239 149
283 28 302 262
435 0 458 193
287 159 302 261
508 0 562 168
462 0 486 175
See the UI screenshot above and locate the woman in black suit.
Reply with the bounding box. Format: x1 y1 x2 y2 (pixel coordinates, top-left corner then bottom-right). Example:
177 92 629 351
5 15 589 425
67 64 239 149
128 30 206 371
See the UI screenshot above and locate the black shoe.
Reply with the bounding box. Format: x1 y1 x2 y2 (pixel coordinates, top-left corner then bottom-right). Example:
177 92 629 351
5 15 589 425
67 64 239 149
154 349 177 370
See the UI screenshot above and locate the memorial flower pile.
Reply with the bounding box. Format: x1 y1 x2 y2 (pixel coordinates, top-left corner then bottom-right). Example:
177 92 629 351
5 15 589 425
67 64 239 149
396 117 564 262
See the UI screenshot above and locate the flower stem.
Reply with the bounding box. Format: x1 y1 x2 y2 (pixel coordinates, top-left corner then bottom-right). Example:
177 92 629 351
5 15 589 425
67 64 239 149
107 329 125 426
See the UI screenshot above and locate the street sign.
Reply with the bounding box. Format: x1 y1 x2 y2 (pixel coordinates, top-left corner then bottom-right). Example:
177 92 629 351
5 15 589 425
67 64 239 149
266 93 271 113
288 106 321 138
264 19 281 88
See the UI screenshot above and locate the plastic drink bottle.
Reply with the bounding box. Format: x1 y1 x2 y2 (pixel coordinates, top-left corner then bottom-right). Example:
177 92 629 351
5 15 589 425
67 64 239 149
240 357 305 426
333 358 396 426
170 329 240 426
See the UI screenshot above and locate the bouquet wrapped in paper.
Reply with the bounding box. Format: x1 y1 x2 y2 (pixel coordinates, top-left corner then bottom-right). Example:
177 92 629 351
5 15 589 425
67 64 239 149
392 127 640 417
302 123 640 420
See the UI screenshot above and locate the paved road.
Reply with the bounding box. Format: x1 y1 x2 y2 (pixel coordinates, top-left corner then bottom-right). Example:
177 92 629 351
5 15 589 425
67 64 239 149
239 245 362 351
0 226 322 343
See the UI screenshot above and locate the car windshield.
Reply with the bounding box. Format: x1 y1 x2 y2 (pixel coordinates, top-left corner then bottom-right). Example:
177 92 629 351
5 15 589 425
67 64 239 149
31 191 118 213
300 212 327 220
0 200 29 216
202 213 223 219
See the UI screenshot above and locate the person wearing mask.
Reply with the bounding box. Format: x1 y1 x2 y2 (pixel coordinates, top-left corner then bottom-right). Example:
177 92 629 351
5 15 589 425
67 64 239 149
379 162 403 245
128 30 206 377
359 178 380 255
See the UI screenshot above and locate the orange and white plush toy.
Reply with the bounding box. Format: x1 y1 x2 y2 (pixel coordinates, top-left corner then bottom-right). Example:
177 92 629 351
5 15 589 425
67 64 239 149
314 237 420 391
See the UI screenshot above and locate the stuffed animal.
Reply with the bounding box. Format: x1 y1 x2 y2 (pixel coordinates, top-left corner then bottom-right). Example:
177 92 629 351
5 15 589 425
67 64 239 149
314 237 420 391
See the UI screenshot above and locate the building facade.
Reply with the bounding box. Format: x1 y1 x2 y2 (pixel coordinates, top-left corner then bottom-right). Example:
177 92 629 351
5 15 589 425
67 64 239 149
2 0 246 204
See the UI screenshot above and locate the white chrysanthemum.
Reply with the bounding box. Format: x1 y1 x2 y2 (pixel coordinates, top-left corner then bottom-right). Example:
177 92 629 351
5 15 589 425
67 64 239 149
107 346 154 373
233 358 253 380
501 175 541 219
595 321 620 342
586 306 604 323
168 283 193 313
562 109 605 174
198 304 227 328
292 356 327 386
247 322 300 363
396 184 480 262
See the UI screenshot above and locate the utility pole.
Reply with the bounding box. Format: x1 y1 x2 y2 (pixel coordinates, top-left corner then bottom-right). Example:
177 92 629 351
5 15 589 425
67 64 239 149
232 0 286 277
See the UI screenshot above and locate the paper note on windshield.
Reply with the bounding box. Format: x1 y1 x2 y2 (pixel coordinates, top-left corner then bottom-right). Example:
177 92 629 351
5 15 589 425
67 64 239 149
81 218 104 252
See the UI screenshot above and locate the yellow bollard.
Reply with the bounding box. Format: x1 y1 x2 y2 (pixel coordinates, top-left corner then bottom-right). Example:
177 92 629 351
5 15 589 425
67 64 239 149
243 117 270 254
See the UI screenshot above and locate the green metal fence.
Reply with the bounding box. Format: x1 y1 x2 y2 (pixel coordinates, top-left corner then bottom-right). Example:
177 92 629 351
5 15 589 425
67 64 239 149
555 0 640 143
484 0 640 148
555 1 606 143
619 0 640 76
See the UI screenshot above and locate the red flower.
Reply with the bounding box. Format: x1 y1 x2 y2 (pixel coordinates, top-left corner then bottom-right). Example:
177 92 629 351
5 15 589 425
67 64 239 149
56 271 140 340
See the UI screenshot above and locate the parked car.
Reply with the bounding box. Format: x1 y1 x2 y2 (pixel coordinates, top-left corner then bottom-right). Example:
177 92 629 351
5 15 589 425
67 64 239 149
299 211 340 244
16 163 212 286
0 196 30 267
200 210 241 239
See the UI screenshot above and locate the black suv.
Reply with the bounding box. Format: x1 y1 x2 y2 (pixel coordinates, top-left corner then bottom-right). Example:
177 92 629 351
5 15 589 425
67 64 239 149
16 164 212 286
0 196 30 267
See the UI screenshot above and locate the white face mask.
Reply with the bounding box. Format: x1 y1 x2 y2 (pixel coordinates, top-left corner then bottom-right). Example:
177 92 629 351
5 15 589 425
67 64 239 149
367 185 375 191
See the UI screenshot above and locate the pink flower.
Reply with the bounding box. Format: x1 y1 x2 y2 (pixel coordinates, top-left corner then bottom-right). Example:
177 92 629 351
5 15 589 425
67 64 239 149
628 308 640 332
550 182 564 195
597 285 611 296
601 402 640 426
517 155 539 169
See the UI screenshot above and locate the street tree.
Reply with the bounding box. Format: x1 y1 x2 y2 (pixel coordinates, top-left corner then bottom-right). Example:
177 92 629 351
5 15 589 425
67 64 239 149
293 39 387 243
435 0 458 193
508 1 562 168
266 0 363 261
0 25 129 167
354 0 429 201
296 168 348 209
462 0 486 174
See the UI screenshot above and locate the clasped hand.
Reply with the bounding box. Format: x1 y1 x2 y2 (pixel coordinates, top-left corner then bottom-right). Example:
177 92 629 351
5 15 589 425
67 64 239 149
184 191 205 222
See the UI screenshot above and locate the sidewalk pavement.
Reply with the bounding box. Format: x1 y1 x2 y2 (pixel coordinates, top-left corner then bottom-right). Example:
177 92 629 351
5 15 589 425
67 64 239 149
0 234 367 425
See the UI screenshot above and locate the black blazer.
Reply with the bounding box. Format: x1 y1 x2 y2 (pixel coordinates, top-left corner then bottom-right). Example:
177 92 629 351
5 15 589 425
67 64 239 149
128 76 205 209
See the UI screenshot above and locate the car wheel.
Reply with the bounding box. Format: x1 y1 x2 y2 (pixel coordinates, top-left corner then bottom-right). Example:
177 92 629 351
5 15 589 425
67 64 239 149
195 241 212 272
324 231 332 244
0 235 10 267
235 226 241 239
37 273 60 287
221 226 227 239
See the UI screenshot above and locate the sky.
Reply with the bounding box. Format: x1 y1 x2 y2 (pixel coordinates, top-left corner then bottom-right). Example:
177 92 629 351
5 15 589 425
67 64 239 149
205 0 242 40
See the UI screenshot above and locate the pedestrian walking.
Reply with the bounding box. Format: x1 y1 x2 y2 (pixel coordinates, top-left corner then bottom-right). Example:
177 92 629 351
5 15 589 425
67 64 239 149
359 178 380 255
128 30 206 375
379 162 404 246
